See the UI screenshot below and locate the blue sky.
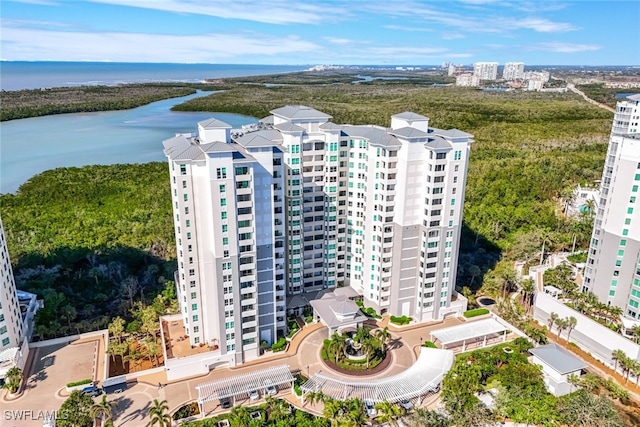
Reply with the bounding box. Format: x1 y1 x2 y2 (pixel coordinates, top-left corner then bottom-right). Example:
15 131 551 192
2 0 638 65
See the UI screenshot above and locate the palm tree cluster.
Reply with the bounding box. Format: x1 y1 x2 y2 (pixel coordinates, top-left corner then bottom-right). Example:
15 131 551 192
611 349 640 386
547 312 578 342
2 366 22 394
325 326 391 369
107 300 165 374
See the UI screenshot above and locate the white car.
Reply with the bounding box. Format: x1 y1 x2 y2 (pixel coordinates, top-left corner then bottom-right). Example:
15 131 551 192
264 380 277 396
399 399 413 410
364 400 377 417
249 388 260 401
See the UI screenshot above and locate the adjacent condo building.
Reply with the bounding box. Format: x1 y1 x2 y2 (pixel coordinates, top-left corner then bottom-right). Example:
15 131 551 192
502 62 525 80
164 106 472 363
584 94 640 319
473 62 499 81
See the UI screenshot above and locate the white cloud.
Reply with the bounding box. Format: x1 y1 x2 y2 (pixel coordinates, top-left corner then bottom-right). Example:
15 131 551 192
84 0 343 25
514 17 576 33
0 23 321 62
442 32 465 40
383 25 434 33
323 37 354 45
530 42 601 53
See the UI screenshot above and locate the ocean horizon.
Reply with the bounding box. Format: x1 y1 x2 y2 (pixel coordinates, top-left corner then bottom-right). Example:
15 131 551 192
0 61 310 91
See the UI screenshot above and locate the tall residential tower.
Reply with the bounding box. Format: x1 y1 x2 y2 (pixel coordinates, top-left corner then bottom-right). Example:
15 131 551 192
0 216 22 351
473 62 499 80
584 94 640 318
164 106 472 363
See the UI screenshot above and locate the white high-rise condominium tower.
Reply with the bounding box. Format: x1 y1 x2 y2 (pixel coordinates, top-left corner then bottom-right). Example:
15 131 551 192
164 106 472 363
473 62 499 80
584 94 640 318
0 216 22 350
502 62 525 80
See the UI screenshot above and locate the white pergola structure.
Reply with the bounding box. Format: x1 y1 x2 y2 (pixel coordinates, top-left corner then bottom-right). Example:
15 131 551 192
301 347 453 404
430 318 509 352
195 365 295 415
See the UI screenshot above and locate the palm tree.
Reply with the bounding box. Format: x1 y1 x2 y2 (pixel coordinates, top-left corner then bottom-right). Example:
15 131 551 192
374 326 391 352
148 399 171 427
329 332 346 364
520 278 535 313
620 355 633 384
374 400 404 426
548 312 559 331
555 318 568 340
567 373 580 393
2 366 22 393
91 395 115 426
229 406 251 426
611 349 626 373
565 316 577 342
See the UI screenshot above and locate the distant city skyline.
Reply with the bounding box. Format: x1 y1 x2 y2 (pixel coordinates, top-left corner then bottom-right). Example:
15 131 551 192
1 1 639 65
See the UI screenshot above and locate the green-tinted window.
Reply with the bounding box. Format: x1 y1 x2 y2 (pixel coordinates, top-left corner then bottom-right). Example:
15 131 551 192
628 208 634 214
623 229 629 236
221 212 228 220
223 237 229 245
618 249 625 257
221 198 227 206
632 185 638 192
621 239 627 246
222 224 228 232
609 290 615 296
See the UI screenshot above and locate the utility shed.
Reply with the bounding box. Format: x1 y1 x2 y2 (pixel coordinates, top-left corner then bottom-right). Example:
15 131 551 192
530 343 587 396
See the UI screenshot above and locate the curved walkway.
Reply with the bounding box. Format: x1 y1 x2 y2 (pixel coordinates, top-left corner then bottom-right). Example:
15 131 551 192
567 83 616 113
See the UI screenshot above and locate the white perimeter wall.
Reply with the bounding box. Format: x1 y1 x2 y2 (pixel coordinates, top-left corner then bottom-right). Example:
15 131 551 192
534 292 640 366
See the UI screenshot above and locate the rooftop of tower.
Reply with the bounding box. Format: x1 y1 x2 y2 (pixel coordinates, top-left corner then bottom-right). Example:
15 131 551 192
270 105 332 121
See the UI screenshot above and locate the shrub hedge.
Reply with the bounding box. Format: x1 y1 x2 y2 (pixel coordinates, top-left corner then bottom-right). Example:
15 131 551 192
463 308 490 318
66 379 92 388
390 315 412 325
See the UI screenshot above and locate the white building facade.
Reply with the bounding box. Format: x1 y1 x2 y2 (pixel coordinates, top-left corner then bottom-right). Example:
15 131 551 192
0 216 22 351
473 62 499 81
502 62 525 80
584 94 640 319
164 106 473 363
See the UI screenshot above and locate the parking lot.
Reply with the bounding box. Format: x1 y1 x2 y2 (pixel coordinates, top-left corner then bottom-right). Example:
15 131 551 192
3 337 101 427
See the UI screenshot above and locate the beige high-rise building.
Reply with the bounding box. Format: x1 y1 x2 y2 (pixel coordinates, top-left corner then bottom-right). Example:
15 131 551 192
503 62 525 80
164 106 473 363
473 62 499 80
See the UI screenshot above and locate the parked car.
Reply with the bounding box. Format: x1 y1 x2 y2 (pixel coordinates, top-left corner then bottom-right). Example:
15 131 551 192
264 379 277 396
81 385 102 397
220 396 232 409
248 388 260 401
399 399 413 410
364 400 377 417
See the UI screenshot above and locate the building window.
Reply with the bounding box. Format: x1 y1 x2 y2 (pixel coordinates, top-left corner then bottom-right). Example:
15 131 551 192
191 304 198 311
191 292 197 299
1 338 9 347
193 326 199 333
183 194 188 202
220 184 226 192
180 164 187 175
217 168 227 179
221 212 228 220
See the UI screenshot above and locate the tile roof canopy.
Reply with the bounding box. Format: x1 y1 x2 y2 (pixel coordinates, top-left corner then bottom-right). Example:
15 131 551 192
388 127 430 139
273 122 306 133
302 347 454 403
198 118 232 129
234 129 283 148
530 344 587 375
431 318 508 345
392 111 429 121
433 128 474 139
270 105 332 121
341 125 402 148
310 292 367 328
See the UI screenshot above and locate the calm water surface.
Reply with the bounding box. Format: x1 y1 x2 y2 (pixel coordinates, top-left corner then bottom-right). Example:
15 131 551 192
0 91 257 193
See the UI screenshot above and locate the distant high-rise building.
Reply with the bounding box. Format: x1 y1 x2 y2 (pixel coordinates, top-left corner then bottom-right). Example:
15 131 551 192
583 94 640 319
473 62 499 80
164 106 473 364
0 216 22 351
456 74 480 87
503 62 525 80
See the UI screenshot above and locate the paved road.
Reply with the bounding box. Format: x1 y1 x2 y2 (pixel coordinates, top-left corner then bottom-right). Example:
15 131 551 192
567 83 616 113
